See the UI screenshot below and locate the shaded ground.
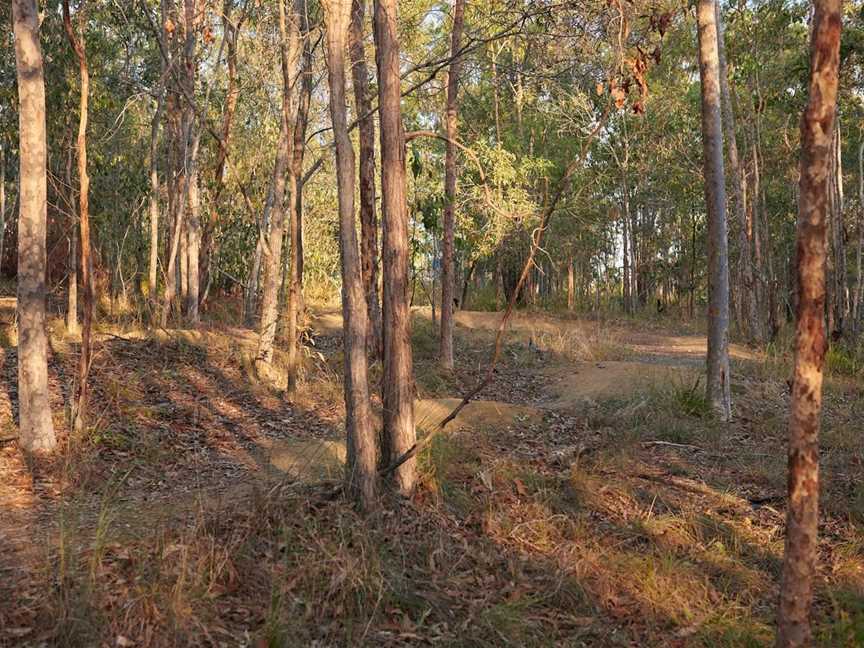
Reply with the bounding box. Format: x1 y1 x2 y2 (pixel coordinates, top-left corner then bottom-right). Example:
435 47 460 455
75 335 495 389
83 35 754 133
1 303 862 646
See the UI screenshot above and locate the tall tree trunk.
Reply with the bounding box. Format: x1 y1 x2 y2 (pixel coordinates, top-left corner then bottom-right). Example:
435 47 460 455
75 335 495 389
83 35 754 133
620 114 635 314
285 6 312 397
439 0 465 370
696 0 732 421
852 140 864 333
182 0 199 323
621 206 630 313
162 0 187 326
13 0 56 452
777 3 840 645
716 1 760 342
461 259 476 309
63 0 92 436
349 0 383 359
64 141 79 336
245 237 262 326
830 119 847 335
323 0 377 510
256 0 301 368
374 0 417 495
567 255 575 311
200 0 243 307
148 92 164 301
285 4 312 397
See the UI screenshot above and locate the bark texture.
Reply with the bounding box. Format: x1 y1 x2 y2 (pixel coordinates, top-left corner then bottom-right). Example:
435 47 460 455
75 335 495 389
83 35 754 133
323 0 378 509
696 0 732 421
776 3 841 645
374 0 417 495
349 0 383 359
256 0 301 367
13 0 56 452
439 0 465 370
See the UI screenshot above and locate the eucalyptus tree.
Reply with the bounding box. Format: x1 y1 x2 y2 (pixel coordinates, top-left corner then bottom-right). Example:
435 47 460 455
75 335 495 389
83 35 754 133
256 0 302 370
349 0 382 358
12 0 56 452
777 2 841 644
696 0 732 421
323 0 378 509
374 0 417 495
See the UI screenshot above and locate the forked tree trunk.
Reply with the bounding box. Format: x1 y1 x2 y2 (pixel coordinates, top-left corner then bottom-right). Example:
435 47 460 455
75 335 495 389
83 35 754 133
256 0 301 368
13 0 56 452
323 0 378 510
63 0 93 435
285 9 312 396
715 1 760 342
776 4 840 645
696 0 732 421
374 0 417 495
439 0 465 370
349 0 383 359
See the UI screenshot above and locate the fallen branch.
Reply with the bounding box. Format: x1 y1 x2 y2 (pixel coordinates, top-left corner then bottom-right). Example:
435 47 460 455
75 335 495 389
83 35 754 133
641 440 704 452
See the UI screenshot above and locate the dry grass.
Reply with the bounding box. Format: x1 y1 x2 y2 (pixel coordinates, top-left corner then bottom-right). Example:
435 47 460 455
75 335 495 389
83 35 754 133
1 305 864 646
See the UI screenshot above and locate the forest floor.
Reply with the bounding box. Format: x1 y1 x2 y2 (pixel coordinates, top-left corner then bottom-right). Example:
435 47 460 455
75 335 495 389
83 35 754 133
1 300 863 647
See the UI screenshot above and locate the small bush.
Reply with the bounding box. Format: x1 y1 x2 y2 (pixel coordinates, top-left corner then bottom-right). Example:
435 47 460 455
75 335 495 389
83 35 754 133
826 344 860 377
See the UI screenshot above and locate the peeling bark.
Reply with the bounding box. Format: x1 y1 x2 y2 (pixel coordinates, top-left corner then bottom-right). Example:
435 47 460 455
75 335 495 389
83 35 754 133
776 3 840 646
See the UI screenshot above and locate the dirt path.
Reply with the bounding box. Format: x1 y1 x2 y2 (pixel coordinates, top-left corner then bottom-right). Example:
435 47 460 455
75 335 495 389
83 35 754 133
313 307 756 412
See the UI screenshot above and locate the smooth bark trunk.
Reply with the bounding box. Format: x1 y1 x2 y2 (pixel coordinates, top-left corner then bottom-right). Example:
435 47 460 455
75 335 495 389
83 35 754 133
13 0 56 452
716 2 759 342
285 5 312 396
696 0 732 421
